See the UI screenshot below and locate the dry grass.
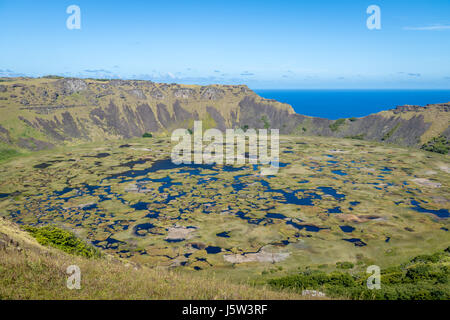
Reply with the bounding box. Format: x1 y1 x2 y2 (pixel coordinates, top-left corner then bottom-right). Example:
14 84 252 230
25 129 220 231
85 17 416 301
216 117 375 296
0 218 308 300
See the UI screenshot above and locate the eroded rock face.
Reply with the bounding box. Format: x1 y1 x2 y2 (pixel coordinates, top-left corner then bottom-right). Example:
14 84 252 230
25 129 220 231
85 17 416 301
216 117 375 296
173 88 195 99
127 89 146 100
393 103 450 114
200 86 224 100
150 88 165 100
16 137 54 151
206 106 226 131
54 78 88 95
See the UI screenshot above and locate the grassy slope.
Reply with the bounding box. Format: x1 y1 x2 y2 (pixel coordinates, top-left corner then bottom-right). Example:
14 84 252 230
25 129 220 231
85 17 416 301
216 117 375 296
0 217 305 300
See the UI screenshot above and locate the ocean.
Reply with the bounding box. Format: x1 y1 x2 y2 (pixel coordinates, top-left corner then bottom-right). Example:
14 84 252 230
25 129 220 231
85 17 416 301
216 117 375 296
253 89 450 120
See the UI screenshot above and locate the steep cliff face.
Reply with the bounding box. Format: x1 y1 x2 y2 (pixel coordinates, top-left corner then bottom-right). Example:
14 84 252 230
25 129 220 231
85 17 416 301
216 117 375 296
0 77 294 150
0 77 448 152
237 97 449 149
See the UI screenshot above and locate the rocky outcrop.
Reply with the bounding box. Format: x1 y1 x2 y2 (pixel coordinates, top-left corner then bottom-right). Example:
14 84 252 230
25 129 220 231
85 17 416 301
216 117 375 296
201 86 224 100
54 78 88 95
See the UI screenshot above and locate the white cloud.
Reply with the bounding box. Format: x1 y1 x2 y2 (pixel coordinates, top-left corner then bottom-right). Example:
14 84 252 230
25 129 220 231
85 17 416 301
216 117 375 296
403 25 450 31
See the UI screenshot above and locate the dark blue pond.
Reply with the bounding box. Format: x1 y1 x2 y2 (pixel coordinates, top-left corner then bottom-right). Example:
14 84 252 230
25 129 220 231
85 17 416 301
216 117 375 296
34 163 52 169
165 238 185 243
328 207 342 213
410 200 449 218
339 225 355 233
332 170 348 176
318 187 346 200
145 211 160 219
133 223 156 236
343 238 367 247
131 202 148 210
287 220 328 232
265 213 287 220
216 231 230 238
205 246 222 254
91 237 125 249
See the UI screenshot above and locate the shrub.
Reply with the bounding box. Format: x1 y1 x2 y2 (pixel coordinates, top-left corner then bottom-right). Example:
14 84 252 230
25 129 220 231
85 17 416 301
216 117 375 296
261 115 270 129
268 248 450 300
24 225 100 258
421 135 450 154
329 119 346 132
336 261 354 269
345 134 365 140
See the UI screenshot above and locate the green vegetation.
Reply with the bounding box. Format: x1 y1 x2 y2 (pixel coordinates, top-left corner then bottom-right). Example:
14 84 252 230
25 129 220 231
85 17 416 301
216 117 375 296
329 118 346 132
336 261 354 269
0 148 20 162
268 248 450 300
42 75 65 79
345 134 365 140
421 135 450 154
23 225 100 258
142 132 153 138
382 123 401 141
261 115 270 129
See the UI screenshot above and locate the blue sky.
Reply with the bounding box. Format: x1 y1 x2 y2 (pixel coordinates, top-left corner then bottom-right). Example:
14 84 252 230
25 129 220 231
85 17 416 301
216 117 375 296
1 0 450 88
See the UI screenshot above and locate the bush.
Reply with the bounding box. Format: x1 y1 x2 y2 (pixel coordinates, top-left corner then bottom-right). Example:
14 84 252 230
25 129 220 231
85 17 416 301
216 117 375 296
421 135 450 154
268 248 450 300
345 134 365 140
142 132 153 138
24 225 100 258
241 125 249 132
336 261 354 269
261 115 270 129
329 119 346 132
